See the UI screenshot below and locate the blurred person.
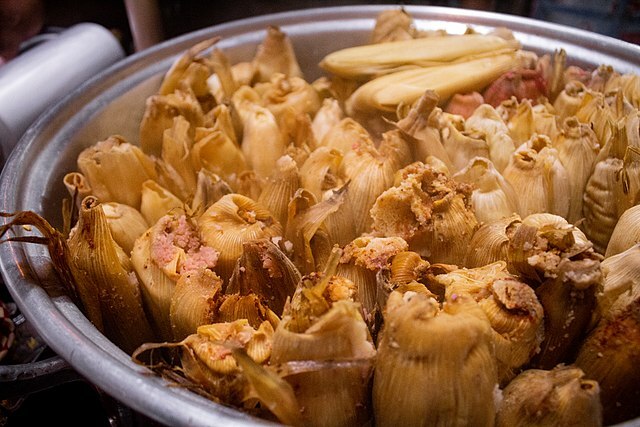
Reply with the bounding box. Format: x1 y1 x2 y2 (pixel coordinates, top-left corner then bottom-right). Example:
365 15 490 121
0 0 44 65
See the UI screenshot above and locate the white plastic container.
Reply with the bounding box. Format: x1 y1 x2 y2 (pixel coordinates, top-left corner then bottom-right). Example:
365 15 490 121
0 23 125 163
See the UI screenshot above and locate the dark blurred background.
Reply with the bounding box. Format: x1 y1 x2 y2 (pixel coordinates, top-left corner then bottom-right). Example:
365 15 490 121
0 0 639 426
2 0 639 63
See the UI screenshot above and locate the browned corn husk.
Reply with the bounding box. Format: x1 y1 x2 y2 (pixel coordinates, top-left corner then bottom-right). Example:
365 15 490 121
373 292 498 426
465 214 522 268
575 296 640 425
496 366 602 427
131 212 219 341
77 135 157 210
198 194 282 283
252 26 303 82
70 197 156 353
336 236 408 329
257 155 300 227
227 238 301 316
370 161 478 265
438 262 544 384
170 268 222 340
507 214 602 368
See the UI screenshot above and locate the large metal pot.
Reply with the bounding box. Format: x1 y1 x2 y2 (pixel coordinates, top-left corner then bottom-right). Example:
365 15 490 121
1 5 639 426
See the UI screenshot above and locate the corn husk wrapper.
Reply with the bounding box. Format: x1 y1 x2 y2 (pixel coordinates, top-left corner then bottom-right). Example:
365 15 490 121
69 196 156 353
278 108 316 160
553 116 600 223
227 238 301 316
371 9 416 43
255 73 322 122
614 113 640 216
553 80 586 119
285 186 347 275
464 214 522 268
299 146 344 202
77 136 157 210
387 250 432 287
231 85 262 124
604 73 640 108
606 205 640 258
503 134 570 218
438 261 544 384
452 157 519 223
341 132 408 237
507 213 602 369
598 244 640 320
320 33 519 80
496 366 602 427
337 236 408 328
272 299 375 427
532 104 560 141
311 98 344 143
373 291 498 426
139 180 184 227
233 170 264 202
191 127 247 181
170 268 222 340
575 296 640 425
208 103 239 145
395 90 455 171
156 115 198 201
272 252 375 427
206 47 239 104
547 48 567 101
231 346 301 426
321 187 358 248
465 103 515 172
346 52 519 116
252 26 303 82
240 103 286 179
131 213 219 341
582 157 624 254
158 37 218 96
507 213 599 284
190 169 233 215
582 117 639 254
139 89 205 157
100 202 148 256
63 172 92 211
575 91 616 146
370 162 478 265
0 212 102 332
198 194 282 283
503 98 535 145
441 122 489 172
215 293 280 330
586 64 615 92
319 117 372 155
136 320 300 423
257 155 300 227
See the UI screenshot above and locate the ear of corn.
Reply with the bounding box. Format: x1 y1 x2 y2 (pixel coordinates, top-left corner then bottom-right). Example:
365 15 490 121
347 52 519 115
320 34 519 80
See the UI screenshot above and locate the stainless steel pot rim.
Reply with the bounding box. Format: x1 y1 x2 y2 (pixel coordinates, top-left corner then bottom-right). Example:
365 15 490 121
1 5 639 427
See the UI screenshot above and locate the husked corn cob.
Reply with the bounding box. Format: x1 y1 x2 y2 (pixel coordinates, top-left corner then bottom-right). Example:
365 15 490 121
320 34 519 80
347 52 519 114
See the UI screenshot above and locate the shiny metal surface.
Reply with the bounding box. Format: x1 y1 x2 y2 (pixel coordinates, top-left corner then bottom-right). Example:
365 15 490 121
1 6 639 426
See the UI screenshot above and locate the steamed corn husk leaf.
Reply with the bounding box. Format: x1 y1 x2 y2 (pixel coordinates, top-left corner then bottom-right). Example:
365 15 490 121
373 292 498 426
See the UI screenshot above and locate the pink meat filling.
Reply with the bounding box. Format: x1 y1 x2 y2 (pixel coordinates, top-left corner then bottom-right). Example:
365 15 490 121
150 215 219 274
